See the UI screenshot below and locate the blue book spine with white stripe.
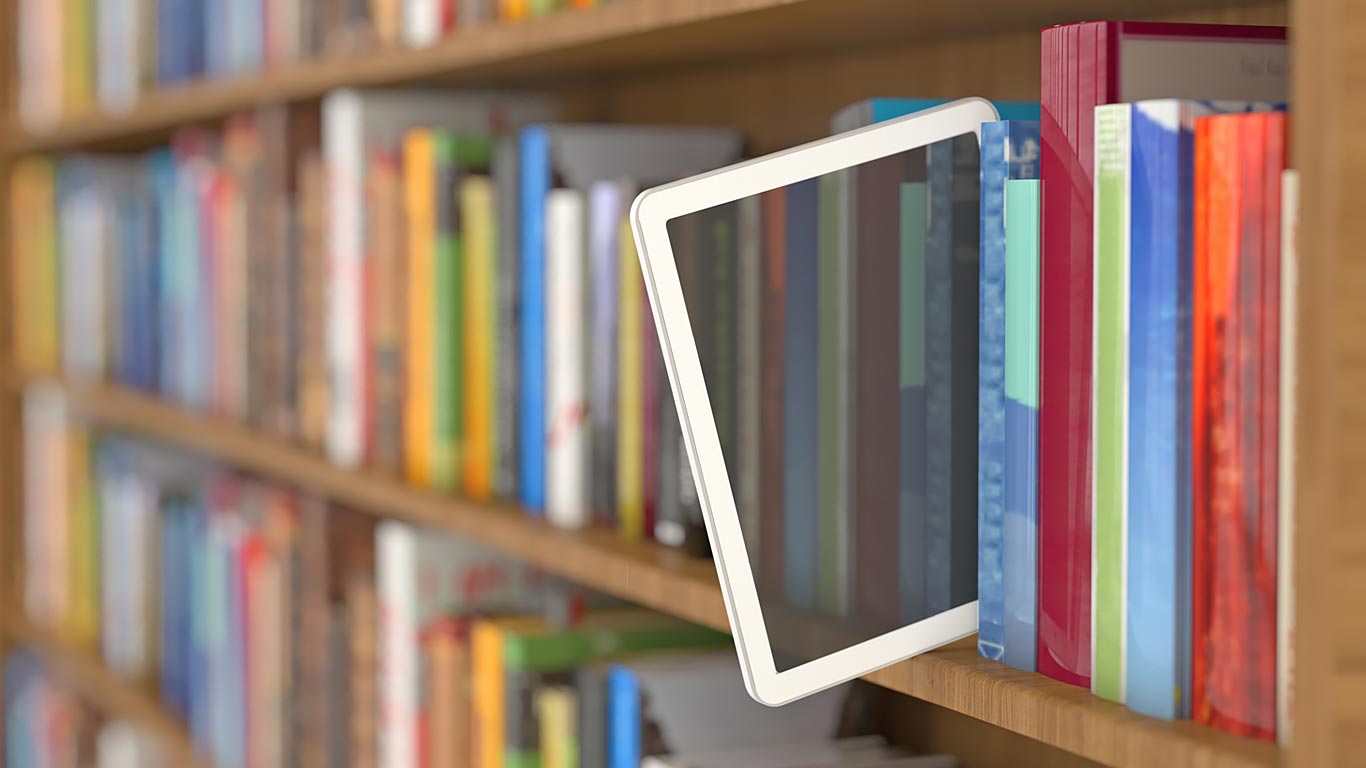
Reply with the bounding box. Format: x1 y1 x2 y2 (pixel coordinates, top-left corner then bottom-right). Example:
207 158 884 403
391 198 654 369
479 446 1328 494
519 127 551 513
1126 100 1194 720
1004 177 1041 673
976 122 1009 661
783 178 820 609
607 666 641 768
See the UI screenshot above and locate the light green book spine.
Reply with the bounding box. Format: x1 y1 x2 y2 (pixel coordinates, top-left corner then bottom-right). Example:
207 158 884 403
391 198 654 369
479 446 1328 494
432 134 459 491
817 173 843 614
1092 103 1131 704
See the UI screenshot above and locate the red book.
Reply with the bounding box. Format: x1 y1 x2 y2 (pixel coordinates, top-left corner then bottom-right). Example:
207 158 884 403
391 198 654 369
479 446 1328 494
1037 21 1286 687
759 188 786 597
1192 112 1284 741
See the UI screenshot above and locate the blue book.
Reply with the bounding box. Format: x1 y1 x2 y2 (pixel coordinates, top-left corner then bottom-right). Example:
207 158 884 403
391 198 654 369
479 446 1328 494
831 98 1041 133
519 127 551 513
607 665 641 768
1125 99 1280 720
783 178 820 609
978 120 1041 665
159 499 188 717
148 149 179 398
1004 178 1041 673
899 180 928 625
119 183 158 392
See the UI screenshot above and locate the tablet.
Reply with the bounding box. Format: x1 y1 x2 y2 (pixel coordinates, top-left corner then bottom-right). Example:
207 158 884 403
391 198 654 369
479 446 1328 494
630 98 995 705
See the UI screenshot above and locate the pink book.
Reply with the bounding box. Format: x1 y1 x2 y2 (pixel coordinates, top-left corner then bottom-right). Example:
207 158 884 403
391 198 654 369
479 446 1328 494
1037 21 1286 687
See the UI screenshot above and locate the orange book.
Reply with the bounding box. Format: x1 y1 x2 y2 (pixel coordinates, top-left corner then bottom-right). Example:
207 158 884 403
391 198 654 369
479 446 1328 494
11 158 60 373
404 130 437 487
471 619 507 768
462 177 496 499
500 0 529 21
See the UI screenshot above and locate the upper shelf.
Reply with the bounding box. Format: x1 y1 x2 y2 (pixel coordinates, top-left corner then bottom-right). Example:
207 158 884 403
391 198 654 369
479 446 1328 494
3 0 1280 155
23 375 1280 768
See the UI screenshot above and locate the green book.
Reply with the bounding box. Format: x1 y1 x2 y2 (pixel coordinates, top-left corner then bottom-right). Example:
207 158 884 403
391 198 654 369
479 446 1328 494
431 133 494 491
1091 103 1131 704
817 173 843 614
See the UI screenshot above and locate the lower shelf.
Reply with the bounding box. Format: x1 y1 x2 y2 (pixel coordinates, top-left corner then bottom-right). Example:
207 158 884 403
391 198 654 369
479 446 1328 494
4 617 206 767
18 376 1282 768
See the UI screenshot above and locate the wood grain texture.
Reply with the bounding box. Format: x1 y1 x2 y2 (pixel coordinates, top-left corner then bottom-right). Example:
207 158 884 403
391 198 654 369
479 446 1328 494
30 377 1282 768
5 617 208 767
1290 0 1366 762
3 0 1281 155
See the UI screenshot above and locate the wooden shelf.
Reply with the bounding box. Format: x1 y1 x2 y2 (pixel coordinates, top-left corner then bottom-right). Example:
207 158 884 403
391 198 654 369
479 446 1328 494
23 376 1281 768
5 617 206 767
2 0 1279 156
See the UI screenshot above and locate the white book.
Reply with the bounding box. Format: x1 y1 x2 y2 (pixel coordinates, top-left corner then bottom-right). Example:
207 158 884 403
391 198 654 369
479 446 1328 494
546 189 590 529
96 0 139 114
98 448 157 680
404 0 443 48
376 521 419 768
1277 168 1299 746
322 89 557 469
60 182 107 379
97 721 160 768
22 384 68 628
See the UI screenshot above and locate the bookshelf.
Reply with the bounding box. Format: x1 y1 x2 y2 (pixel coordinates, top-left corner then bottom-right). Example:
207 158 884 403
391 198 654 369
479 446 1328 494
1 0 1360 766
11 376 1280 768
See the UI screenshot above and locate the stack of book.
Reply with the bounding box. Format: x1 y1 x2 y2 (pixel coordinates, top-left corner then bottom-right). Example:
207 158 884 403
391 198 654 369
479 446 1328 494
15 0 621 130
4 653 167 767
18 396 964 767
972 21 1293 743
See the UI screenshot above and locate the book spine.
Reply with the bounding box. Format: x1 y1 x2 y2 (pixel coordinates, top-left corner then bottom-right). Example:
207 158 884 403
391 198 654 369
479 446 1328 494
404 130 437 487
471 622 505 768
377 521 418 768
1125 100 1191 719
783 178 819 609
816 174 843 613
898 178 928 626
589 181 625 526
1092 103 1131 703
433 134 462 492
546 188 590 529
1038 21 1111 687
758 188 786 597
463 176 497 500
640 235 662 542
519 128 549 513
11 158 60 374
736 194 763 571
323 92 366 469
1003 178 1041 673
493 137 520 500
977 121 1008 660
607 667 639 768
617 221 645 540
368 149 405 472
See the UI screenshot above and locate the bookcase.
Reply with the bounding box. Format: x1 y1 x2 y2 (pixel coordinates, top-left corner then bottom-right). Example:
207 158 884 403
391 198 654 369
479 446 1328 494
0 0 1360 766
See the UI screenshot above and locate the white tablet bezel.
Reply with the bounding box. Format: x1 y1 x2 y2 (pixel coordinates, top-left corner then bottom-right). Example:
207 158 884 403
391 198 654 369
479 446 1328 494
629 98 997 706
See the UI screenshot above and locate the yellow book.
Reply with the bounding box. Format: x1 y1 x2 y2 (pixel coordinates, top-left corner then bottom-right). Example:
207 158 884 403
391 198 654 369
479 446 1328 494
462 176 496 500
11 158 60 374
616 220 644 540
67 425 99 648
471 618 509 768
404 131 436 487
63 0 93 114
539 687 579 768
501 0 530 22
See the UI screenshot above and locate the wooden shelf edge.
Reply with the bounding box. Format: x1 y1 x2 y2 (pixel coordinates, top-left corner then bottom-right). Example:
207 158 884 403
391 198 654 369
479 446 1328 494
26 376 1282 768
5 617 206 767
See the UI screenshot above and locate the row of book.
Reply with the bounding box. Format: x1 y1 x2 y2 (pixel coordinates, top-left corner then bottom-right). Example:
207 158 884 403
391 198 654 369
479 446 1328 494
16 0 619 131
971 21 1294 744
18 389 961 768
5 656 166 767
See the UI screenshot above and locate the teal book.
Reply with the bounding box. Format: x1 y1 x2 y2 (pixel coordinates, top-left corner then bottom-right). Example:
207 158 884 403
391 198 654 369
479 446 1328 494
831 97 1041 133
1092 103 1132 704
1003 177 1041 673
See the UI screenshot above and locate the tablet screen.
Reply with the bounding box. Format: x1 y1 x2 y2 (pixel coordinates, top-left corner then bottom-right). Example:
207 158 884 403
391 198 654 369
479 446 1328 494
664 132 981 672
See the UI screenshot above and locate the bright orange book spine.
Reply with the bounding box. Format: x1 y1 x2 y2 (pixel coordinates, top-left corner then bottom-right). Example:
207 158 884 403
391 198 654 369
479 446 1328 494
500 0 529 21
11 158 60 373
462 177 496 500
404 131 437 487
471 620 505 768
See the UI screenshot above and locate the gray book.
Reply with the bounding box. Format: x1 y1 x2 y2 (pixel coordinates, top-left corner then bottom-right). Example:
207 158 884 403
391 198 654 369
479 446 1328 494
493 136 521 499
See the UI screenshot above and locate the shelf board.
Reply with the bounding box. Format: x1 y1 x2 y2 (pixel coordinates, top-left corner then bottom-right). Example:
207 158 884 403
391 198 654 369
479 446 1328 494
25 376 1281 768
3 0 1278 156
5 617 206 767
